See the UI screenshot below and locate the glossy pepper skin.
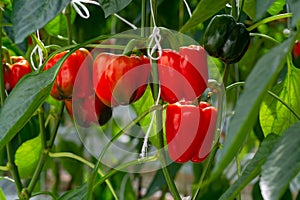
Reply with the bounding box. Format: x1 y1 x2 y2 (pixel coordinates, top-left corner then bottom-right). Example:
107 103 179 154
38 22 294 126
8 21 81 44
93 53 151 107
44 48 93 100
292 41 300 69
203 14 250 64
65 94 112 127
158 45 208 104
166 101 217 163
3 56 32 93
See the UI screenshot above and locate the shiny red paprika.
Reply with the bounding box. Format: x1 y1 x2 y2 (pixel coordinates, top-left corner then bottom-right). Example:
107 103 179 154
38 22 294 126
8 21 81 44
44 48 93 100
166 101 217 163
65 94 112 127
158 45 208 103
3 56 32 93
93 53 151 107
292 41 300 69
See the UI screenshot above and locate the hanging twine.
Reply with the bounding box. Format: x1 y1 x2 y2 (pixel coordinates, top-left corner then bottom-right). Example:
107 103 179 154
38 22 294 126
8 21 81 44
183 0 192 17
30 30 44 71
71 0 137 29
140 0 163 159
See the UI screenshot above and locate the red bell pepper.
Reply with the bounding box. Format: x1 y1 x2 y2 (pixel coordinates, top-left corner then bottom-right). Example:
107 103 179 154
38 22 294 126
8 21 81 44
158 45 208 103
44 48 93 100
93 53 151 107
166 101 217 163
3 56 32 93
65 93 112 127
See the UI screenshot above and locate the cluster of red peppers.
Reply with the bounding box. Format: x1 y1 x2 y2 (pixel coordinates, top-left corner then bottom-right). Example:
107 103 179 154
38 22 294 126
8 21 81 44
158 46 217 163
2 44 216 163
44 48 113 127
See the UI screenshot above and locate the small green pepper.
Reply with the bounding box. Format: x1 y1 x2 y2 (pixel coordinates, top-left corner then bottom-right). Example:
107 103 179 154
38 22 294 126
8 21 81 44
203 14 250 64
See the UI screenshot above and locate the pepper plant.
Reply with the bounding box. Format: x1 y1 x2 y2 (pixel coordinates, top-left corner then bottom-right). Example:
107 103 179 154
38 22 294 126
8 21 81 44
1 0 300 200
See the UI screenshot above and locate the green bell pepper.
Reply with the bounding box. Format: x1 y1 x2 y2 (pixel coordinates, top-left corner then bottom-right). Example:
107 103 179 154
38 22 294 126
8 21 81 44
203 14 250 64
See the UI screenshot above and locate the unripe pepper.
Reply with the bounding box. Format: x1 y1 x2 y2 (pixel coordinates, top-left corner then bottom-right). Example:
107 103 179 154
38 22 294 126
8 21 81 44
93 53 151 107
166 101 217 163
158 45 208 103
3 56 32 93
203 14 250 64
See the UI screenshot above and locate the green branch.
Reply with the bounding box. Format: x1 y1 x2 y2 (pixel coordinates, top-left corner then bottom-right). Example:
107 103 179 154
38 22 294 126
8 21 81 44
49 152 118 200
247 13 292 32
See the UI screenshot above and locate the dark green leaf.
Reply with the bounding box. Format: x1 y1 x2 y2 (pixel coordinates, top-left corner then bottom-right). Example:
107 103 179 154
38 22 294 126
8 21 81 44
0 52 70 150
12 0 70 43
252 182 264 200
15 135 41 178
219 134 280 200
59 183 87 200
98 0 132 17
211 34 297 179
260 65 300 135
144 162 181 197
180 0 229 33
287 0 300 27
256 0 276 20
260 122 300 200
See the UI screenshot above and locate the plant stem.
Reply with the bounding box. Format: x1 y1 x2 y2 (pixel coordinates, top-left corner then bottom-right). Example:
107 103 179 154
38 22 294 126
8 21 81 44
0 165 9 171
226 81 245 92
87 104 164 199
93 155 157 188
6 142 23 194
27 106 48 195
49 152 118 200
151 59 181 199
0 8 6 106
231 0 238 20
47 102 64 148
65 3 73 45
236 155 242 200
141 0 146 37
247 13 292 32
250 33 280 44
192 139 220 200
223 63 230 86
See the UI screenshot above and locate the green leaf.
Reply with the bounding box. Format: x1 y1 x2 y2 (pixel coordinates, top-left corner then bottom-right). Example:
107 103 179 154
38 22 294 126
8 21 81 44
256 0 276 20
98 0 132 17
244 0 256 20
0 51 70 150
59 183 87 200
144 162 181 197
15 135 42 178
180 0 229 33
0 188 6 200
132 86 159 147
260 122 300 200
211 34 297 179
219 134 280 200
44 11 76 37
267 0 286 16
287 0 300 27
12 0 70 43
260 65 300 136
